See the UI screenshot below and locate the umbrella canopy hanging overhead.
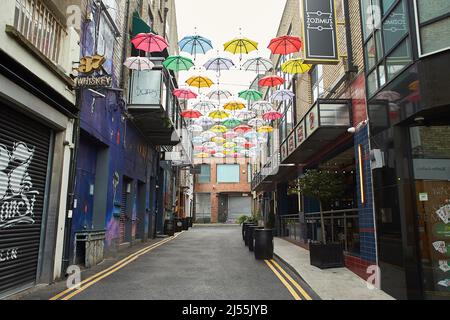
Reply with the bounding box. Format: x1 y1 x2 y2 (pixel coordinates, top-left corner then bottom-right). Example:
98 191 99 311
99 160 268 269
224 38 258 59
192 136 204 144
132 33 168 52
192 101 218 114
251 101 274 113
263 110 283 121
187 124 203 133
201 131 217 140
248 118 266 127
163 55 194 71
234 125 253 134
223 131 238 139
257 125 274 133
236 110 257 121
179 35 213 57
210 125 228 133
281 58 312 74
242 57 273 74
181 109 202 119
195 152 210 158
212 136 226 144
195 116 215 127
173 89 198 100
123 57 155 71
213 152 226 158
244 131 258 139
207 89 233 101
203 142 217 149
233 137 247 144
222 118 242 129
238 89 263 102
208 110 230 120
268 35 302 55
203 57 235 73
223 101 246 112
259 75 285 88
271 89 295 102
224 142 237 149
186 76 214 89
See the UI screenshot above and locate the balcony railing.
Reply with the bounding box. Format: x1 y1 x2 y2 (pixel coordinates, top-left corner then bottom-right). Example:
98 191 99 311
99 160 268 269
251 150 280 190
13 0 66 64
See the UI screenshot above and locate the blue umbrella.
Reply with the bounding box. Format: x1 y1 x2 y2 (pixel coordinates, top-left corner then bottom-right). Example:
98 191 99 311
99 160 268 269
179 35 213 59
203 57 235 75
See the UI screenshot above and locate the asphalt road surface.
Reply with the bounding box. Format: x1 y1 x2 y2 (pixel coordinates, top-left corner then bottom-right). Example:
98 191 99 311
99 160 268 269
46 225 317 300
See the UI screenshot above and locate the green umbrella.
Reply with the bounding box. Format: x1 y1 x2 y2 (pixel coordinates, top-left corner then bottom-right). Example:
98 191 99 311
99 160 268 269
222 118 242 129
238 89 263 102
163 55 194 71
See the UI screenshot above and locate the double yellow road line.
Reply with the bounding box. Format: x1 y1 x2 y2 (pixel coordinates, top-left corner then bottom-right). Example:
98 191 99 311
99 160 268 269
50 232 183 301
264 259 313 301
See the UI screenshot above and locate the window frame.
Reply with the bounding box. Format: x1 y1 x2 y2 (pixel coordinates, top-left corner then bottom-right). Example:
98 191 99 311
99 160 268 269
216 164 241 184
198 164 211 183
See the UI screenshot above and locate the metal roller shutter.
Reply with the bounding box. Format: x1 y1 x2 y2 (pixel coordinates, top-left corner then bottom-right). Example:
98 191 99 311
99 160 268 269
227 197 251 222
0 104 52 296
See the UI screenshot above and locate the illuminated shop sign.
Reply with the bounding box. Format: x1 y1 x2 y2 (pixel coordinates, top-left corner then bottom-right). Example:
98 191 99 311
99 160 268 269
300 0 339 64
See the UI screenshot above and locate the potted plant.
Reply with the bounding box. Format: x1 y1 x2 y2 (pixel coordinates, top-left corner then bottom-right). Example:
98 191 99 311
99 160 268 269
291 170 345 269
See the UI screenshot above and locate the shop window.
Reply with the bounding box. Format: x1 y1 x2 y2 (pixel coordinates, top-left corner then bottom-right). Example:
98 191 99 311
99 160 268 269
128 70 162 105
367 70 379 96
198 164 210 183
365 36 377 71
417 0 450 23
311 65 324 102
217 164 240 183
247 163 252 183
382 0 396 13
382 0 408 54
386 38 411 80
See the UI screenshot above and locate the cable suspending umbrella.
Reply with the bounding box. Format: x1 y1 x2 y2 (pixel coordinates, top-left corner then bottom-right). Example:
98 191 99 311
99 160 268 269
163 55 194 71
123 57 155 71
281 58 312 74
132 33 168 52
268 35 303 55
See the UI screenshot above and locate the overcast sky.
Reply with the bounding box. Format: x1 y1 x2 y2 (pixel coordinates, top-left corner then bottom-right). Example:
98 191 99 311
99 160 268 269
174 0 287 104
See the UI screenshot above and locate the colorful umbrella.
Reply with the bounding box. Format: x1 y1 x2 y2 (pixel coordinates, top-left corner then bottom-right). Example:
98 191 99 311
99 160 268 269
203 57 235 73
259 75 285 88
281 58 312 74
132 33 168 52
181 109 202 119
192 101 218 114
211 136 226 144
263 111 283 121
192 136 204 144
242 57 273 74
271 89 295 102
186 76 214 89
222 118 242 129
233 137 247 144
224 38 258 59
244 142 256 149
223 131 238 139
238 89 263 102
179 35 213 58
195 116 215 127
208 110 230 120
195 152 210 158
201 131 216 140
123 57 155 71
207 89 233 102
188 124 203 133
234 125 253 134
248 118 266 127
213 152 226 158
210 125 228 133
236 110 256 121
163 55 194 71
224 142 237 148
223 101 246 112
244 131 258 139
173 89 197 100
203 142 217 149
268 35 302 55
194 145 207 152
251 101 273 113
257 126 274 133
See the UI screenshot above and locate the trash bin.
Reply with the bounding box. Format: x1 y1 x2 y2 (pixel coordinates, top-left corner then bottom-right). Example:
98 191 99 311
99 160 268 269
164 219 174 236
248 226 264 252
182 218 189 231
254 229 274 260
244 223 258 246
174 218 183 233
242 222 254 241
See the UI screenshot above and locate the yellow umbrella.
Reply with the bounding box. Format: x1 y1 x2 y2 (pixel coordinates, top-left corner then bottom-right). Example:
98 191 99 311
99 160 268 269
223 101 246 112
186 76 214 88
208 110 230 120
281 59 312 74
257 125 274 133
224 38 258 55
211 137 226 144
223 149 235 155
223 142 237 148
195 152 210 158
210 125 228 133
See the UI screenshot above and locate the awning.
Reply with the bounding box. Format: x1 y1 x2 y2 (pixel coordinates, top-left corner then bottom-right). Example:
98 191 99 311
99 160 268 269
132 12 153 37
281 99 352 165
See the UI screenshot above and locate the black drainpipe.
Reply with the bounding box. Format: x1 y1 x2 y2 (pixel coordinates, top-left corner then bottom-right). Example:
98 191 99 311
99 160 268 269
343 0 358 73
120 0 131 89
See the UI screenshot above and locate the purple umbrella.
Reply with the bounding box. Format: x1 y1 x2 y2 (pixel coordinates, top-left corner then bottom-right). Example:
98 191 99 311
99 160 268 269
203 57 235 76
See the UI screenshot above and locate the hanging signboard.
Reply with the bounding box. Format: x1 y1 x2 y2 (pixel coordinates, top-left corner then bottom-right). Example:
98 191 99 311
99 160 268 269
300 0 339 64
74 55 113 89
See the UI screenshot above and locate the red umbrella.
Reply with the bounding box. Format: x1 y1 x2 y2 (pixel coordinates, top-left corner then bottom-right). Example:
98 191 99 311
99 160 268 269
244 142 255 149
181 109 202 119
263 110 283 121
268 35 302 55
234 125 252 134
173 89 198 100
259 75 285 88
132 33 168 53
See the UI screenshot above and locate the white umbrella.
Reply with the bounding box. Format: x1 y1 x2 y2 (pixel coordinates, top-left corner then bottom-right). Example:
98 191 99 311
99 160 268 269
233 137 247 144
188 125 203 133
201 131 216 140
271 89 295 102
207 89 232 101
248 118 265 127
236 110 257 121
195 116 215 127
251 101 274 113
213 152 226 158
192 101 218 114
123 57 155 71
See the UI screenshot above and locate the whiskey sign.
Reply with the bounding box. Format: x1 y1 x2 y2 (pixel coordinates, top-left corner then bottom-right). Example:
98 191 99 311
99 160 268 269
74 54 113 89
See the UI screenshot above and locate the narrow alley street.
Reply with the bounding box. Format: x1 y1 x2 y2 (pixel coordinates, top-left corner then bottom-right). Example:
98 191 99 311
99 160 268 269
21 226 316 300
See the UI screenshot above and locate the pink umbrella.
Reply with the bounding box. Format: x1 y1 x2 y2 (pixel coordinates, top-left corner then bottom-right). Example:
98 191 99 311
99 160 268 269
173 89 198 100
132 33 168 53
263 111 283 121
224 131 238 139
